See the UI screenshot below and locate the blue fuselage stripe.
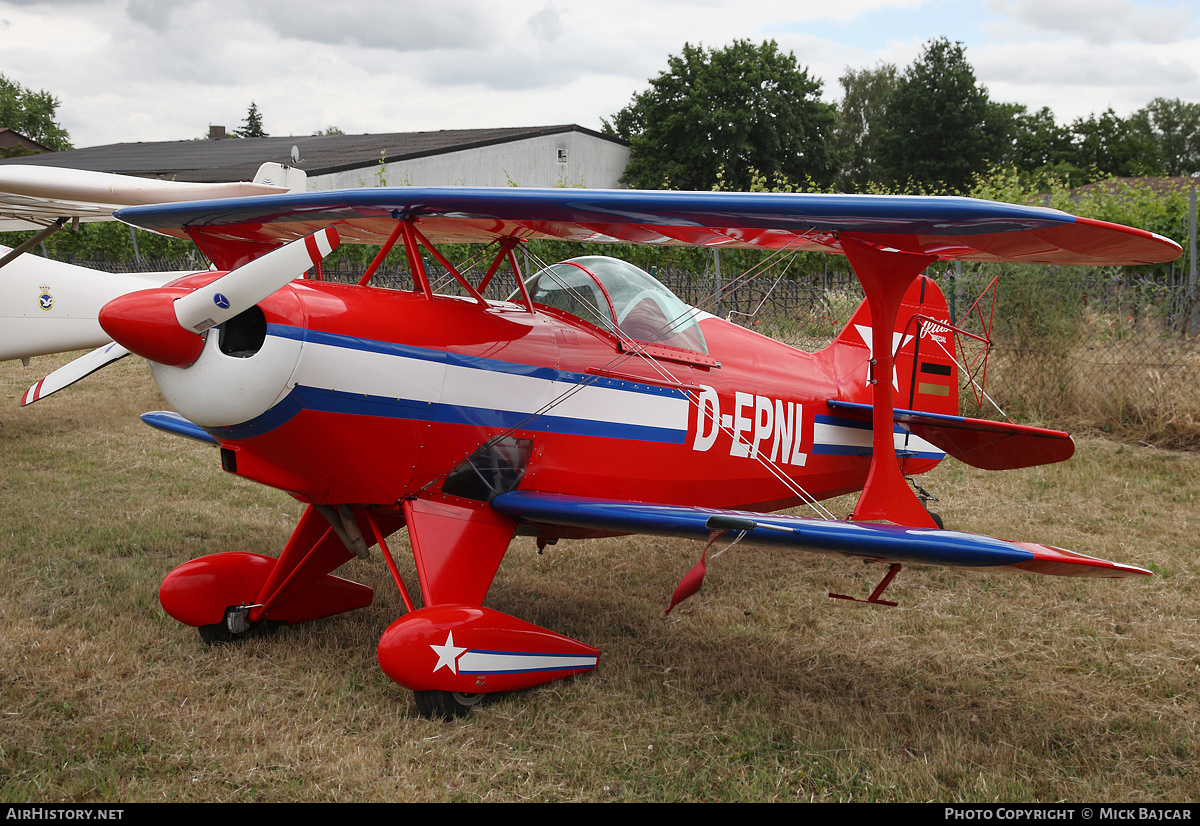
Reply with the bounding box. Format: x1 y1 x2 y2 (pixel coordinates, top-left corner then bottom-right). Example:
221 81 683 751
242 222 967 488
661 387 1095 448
266 324 685 397
210 326 689 443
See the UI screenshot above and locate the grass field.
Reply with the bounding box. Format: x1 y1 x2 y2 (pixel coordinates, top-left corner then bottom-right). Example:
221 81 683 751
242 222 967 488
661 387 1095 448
1 354 1197 802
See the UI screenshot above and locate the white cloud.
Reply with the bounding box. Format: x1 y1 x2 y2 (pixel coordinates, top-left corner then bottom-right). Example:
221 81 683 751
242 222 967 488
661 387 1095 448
0 0 1196 147
987 0 1191 45
528 2 565 42
975 36 1200 120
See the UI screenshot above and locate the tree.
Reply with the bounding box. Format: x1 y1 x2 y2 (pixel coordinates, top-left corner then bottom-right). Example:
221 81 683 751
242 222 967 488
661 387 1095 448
233 101 268 138
605 40 838 191
834 62 897 191
875 39 998 192
1140 97 1200 176
0 73 71 154
982 103 1090 184
1069 108 1163 178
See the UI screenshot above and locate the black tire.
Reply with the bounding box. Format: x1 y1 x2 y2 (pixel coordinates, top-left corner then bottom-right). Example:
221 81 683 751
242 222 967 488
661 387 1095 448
413 690 486 720
928 510 945 530
196 618 284 646
197 622 234 645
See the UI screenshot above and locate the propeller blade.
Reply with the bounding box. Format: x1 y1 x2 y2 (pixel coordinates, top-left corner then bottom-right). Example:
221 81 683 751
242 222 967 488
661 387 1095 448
20 341 130 406
173 226 340 333
100 226 341 367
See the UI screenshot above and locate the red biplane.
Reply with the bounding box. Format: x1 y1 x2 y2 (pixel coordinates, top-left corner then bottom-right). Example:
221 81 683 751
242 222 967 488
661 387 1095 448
23 187 1181 718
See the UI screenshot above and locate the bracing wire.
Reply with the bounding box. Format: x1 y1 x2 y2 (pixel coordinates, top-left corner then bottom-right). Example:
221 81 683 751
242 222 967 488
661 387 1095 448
424 241 839 521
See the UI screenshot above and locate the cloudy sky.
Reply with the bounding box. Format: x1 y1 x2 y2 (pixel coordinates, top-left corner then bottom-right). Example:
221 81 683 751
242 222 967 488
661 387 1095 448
1 0 1196 149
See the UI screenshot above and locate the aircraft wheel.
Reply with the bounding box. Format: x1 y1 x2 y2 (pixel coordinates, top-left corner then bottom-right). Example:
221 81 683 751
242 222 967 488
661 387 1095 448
928 510 945 530
198 622 234 645
196 619 284 646
413 690 486 720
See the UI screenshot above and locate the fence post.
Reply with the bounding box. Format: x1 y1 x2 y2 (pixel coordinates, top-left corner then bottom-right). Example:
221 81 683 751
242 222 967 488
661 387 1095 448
712 248 723 318
129 227 142 269
1190 186 1197 335
950 261 960 324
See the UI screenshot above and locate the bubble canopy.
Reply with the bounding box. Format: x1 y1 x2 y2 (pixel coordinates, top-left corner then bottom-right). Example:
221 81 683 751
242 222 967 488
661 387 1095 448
523 256 708 354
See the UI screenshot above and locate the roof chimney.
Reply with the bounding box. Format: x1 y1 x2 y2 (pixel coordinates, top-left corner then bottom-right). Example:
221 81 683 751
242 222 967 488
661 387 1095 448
209 125 226 140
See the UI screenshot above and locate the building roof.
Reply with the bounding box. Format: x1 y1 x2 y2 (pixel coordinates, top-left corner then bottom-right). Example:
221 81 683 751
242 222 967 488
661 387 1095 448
0 124 627 183
0 128 55 154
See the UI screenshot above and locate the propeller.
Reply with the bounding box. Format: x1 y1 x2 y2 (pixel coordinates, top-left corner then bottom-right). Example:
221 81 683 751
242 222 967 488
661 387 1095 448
101 226 340 366
19 226 341 406
21 342 130 406
173 227 339 335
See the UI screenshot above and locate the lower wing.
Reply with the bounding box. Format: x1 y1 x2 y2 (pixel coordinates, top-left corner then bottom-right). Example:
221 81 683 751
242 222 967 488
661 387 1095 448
491 491 1148 578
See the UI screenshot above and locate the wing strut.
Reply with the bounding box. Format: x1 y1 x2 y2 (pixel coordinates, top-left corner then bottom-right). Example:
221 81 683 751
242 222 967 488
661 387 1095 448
0 216 70 270
839 236 939 528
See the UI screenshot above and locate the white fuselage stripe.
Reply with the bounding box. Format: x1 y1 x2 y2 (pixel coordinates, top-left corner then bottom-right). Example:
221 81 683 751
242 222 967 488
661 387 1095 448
292 338 691 435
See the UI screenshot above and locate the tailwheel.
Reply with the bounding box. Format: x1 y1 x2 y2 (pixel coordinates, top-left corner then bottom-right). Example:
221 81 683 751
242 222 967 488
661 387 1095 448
912 482 944 529
413 690 487 720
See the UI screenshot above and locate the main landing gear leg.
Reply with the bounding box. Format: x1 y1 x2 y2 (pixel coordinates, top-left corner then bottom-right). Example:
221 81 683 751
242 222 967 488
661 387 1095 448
160 504 403 643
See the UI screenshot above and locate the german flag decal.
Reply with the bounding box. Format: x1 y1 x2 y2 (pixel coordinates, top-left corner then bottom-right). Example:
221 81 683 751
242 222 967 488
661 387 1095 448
918 361 951 396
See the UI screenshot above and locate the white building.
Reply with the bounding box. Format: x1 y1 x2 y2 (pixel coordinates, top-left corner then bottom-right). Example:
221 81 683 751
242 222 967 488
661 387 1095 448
0 125 631 190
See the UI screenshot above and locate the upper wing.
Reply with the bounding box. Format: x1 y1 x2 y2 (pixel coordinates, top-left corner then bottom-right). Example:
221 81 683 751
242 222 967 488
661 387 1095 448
111 188 1183 270
490 491 1149 579
0 164 301 231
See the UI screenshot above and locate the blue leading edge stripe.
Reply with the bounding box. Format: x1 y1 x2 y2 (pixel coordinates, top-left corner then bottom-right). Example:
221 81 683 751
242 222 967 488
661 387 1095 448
491 491 1039 569
140 411 220 445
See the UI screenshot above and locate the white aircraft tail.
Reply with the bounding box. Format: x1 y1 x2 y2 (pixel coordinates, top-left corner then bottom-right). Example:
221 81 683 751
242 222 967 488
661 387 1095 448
253 162 307 193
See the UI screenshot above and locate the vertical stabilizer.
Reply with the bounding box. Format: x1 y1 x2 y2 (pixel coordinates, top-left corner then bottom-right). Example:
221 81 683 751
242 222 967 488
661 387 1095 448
253 162 307 193
822 274 958 418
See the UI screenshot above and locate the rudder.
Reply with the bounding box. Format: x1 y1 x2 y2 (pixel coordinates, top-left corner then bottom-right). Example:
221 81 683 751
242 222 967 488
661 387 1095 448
821 274 958 417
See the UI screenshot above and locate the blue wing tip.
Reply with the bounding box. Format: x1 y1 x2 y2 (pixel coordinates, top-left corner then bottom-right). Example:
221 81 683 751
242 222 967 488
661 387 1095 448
140 411 219 446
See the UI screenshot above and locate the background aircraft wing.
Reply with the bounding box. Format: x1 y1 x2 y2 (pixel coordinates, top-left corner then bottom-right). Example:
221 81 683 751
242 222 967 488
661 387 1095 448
490 490 1150 579
0 163 303 231
112 187 1183 270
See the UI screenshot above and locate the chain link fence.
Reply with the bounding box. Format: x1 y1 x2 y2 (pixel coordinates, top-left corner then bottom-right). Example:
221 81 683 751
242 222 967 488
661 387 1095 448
652 260 1200 446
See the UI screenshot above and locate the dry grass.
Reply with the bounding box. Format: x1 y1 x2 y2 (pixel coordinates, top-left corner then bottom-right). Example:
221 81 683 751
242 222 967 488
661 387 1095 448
1 354 1198 802
960 306 1200 448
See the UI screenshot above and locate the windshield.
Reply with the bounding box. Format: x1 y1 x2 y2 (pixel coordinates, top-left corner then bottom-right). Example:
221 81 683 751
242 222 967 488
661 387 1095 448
524 256 708 354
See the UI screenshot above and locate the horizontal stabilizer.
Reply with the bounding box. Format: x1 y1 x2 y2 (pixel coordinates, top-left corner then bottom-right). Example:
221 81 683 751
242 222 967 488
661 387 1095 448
491 491 1148 578
827 400 1074 470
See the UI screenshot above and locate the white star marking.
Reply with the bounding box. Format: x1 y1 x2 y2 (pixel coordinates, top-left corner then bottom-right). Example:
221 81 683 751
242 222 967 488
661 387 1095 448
430 631 468 674
853 324 914 391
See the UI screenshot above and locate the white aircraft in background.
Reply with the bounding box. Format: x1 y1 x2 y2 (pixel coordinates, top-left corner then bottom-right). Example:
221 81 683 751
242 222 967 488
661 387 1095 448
0 162 306 364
